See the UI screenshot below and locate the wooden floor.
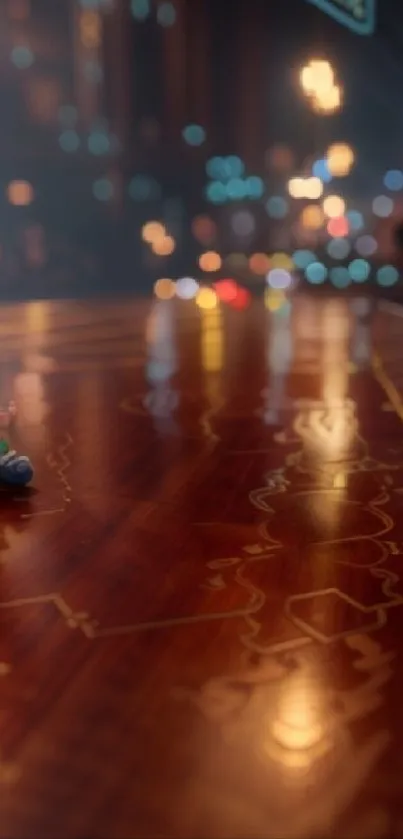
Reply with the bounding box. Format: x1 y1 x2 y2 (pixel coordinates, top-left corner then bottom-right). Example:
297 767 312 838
1 293 403 837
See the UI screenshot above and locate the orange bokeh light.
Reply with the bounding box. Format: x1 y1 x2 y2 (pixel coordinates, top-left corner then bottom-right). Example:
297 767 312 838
191 215 217 245
249 253 271 275
199 251 222 272
142 221 166 244
265 145 294 172
151 235 175 256
7 180 34 206
154 278 176 299
300 205 324 230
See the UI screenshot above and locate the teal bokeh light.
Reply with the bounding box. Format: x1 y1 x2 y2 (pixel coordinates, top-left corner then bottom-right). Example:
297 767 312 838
376 265 399 286
346 210 364 231
157 2 176 26
305 262 327 284
88 131 110 155
293 249 317 269
128 175 161 201
59 130 80 153
327 238 351 260
266 196 288 218
131 0 150 19
93 178 114 201
246 176 264 199
348 259 370 282
226 178 247 200
182 124 205 146
11 46 34 68
330 266 351 288
206 156 244 181
206 181 227 204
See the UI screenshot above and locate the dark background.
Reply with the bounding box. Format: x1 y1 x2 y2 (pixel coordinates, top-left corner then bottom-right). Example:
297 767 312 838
0 0 402 299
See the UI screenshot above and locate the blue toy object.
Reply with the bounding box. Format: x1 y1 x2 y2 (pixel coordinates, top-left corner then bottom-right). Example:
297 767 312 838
0 443 33 486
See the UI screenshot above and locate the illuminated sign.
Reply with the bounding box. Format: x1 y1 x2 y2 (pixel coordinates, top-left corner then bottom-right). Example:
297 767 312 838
306 0 375 35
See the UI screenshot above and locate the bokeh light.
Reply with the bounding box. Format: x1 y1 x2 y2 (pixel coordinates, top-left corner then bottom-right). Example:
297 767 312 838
191 215 217 245
312 158 332 183
355 234 377 257
80 9 101 47
245 176 264 199
230 286 251 310
249 253 271 275
304 177 323 199
329 266 351 288
59 130 80 152
176 276 199 299
131 0 150 19
326 237 351 260
92 178 114 201
301 59 334 96
271 252 294 270
225 155 245 178
151 235 176 256
231 209 255 236
154 278 176 299
265 288 290 312
327 216 349 237
157 2 176 26
182 124 205 146
312 84 342 114
266 196 288 218
225 253 248 271
265 145 294 172
372 195 394 217
196 287 218 310
300 205 324 229
88 130 110 155
293 249 317 269
326 143 354 177
348 259 370 282
346 210 364 231
142 221 166 244
11 45 34 68
323 195 345 218
376 265 399 286
7 180 34 206
226 178 247 200
289 177 323 199
214 279 238 302
128 174 161 201
267 268 292 289
206 181 227 204
384 170 403 191
199 251 222 272
305 262 327 284
206 156 244 180
288 178 305 199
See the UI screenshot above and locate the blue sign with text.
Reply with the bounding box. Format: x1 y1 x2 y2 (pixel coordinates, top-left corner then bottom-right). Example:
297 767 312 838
306 0 375 35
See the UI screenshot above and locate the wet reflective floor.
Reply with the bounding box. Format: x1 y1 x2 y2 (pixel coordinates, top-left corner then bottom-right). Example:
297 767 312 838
1 293 403 837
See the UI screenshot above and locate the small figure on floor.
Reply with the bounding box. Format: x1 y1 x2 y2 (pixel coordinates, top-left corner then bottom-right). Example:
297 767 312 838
0 439 33 486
